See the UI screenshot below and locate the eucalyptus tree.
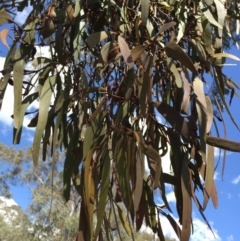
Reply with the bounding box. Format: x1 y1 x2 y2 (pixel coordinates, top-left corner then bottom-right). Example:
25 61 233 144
1 0 240 240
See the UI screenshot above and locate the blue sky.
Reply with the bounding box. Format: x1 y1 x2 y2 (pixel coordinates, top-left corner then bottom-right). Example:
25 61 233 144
1 6 240 241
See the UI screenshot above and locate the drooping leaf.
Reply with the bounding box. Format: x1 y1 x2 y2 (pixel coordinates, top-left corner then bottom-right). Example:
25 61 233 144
160 211 181 240
13 92 38 144
190 39 207 62
13 50 25 144
152 101 193 138
165 41 198 75
40 19 55 39
0 9 13 26
131 45 145 61
31 57 52 67
134 145 143 212
138 70 148 117
141 0 149 26
158 21 176 36
213 69 240 130
84 147 97 240
203 144 214 210
86 31 108 49
157 214 165 241
116 139 134 221
63 130 81 201
116 203 132 236
181 68 191 113
118 35 134 69
202 17 214 55
205 96 213 133
144 181 157 232
181 152 192 241
139 142 161 189
88 97 107 122
193 77 207 163
211 52 240 61
211 182 218 209
32 75 56 167
167 58 182 88
214 0 226 37
203 0 213 5
201 4 223 30
55 24 64 65
94 149 110 240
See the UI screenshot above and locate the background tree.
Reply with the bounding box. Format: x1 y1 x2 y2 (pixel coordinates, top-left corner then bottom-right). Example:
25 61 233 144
0 143 176 241
1 0 240 240
0 143 79 240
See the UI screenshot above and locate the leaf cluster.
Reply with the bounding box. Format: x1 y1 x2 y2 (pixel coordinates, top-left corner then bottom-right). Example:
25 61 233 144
1 0 240 240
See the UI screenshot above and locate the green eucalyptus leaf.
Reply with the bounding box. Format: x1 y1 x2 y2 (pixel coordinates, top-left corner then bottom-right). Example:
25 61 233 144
32 75 56 167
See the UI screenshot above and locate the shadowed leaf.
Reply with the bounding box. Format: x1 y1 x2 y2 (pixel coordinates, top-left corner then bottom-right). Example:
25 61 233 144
152 101 193 138
141 0 149 26
94 149 110 240
86 31 108 49
165 41 198 75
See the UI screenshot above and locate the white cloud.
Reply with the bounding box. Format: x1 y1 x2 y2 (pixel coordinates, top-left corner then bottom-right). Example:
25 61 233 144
0 46 52 129
140 213 221 241
190 219 221 241
166 191 176 203
227 235 234 241
214 171 219 181
231 175 240 184
14 4 33 25
0 196 18 207
214 147 232 157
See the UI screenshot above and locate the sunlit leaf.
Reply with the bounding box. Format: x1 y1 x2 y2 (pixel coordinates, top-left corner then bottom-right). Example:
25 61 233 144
31 57 52 67
13 51 25 144
32 75 56 167
214 0 226 37
205 96 213 133
84 147 97 240
211 52 240 61
211 182 218 209
193 77 207 163
203 144 214 210
0 9 13 26
201 3 223 30
118 35 134 69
